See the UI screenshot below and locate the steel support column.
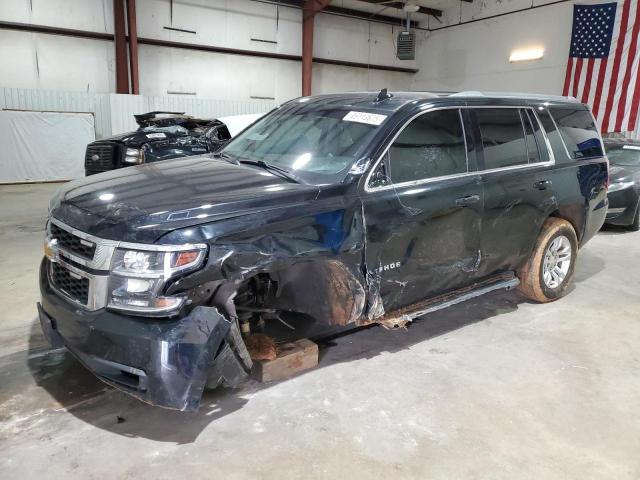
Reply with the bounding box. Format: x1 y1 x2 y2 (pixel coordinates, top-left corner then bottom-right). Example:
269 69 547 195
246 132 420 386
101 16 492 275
126 0 139 94
113 0 128 94
302 0 331 97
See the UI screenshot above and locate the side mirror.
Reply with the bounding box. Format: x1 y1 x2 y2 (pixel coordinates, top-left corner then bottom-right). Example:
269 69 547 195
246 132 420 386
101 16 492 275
369 163 390 188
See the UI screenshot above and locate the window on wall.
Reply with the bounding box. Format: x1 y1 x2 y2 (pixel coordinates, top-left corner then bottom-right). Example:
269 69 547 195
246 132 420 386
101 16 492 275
475 108 528 169
549 107 603 159
384 109 467 184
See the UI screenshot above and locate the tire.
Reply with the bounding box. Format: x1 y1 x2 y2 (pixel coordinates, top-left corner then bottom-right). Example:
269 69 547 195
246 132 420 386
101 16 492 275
628 201 640 232
517 217 578 303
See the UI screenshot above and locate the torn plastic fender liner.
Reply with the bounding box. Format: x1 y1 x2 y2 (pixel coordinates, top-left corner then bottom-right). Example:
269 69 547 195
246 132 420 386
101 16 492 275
39 273 252 411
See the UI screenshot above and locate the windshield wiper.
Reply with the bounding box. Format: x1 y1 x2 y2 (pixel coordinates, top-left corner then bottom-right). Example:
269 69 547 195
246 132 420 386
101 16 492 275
237 159 300 183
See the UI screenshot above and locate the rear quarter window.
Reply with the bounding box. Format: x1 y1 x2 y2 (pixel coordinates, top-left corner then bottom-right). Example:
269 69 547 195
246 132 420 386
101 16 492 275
549 107 603 159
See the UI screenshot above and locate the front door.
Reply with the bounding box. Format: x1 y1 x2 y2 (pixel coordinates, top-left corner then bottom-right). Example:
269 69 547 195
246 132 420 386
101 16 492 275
361 108 483 315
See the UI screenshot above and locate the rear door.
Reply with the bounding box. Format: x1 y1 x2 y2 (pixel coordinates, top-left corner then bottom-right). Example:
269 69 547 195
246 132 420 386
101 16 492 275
361 108 484 313
470 107 556 276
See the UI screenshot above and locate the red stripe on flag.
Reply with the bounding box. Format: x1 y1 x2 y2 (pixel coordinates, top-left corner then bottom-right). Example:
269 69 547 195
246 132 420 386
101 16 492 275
592 58 608 119
602 0 631 133
628 62 640 132
581 58 596 104
615 2 640 132
563 57 574 96
572 58 583 98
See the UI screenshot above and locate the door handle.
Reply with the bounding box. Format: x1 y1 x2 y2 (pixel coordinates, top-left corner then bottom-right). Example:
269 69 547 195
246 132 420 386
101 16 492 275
455 194 480 207
534 179 552 190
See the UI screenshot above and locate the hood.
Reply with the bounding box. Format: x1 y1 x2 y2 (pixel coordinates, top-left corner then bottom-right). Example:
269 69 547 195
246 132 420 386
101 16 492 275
50 156 320 243
97 129 194 148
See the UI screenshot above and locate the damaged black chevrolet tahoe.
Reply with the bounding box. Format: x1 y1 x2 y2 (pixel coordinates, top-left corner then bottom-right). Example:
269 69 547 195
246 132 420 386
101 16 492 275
39 90 609 411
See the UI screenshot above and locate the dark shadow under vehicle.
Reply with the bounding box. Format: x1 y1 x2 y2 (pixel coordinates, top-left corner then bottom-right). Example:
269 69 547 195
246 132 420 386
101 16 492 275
84 111 232 175
38 90 609 412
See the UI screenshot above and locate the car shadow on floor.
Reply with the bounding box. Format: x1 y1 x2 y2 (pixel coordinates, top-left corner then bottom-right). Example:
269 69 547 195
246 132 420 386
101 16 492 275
598 224 637 235
24 248 606 444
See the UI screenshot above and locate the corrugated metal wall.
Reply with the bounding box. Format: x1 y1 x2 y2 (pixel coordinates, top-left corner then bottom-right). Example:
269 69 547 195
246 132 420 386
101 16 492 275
0 87 112 139
0 88 275 139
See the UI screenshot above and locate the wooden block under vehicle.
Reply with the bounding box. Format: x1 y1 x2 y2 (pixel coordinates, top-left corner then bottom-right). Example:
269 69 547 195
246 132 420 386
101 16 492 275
252 339 318 383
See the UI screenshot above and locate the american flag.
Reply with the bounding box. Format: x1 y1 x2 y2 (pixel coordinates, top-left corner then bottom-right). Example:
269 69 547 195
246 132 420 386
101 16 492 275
563 1 640 134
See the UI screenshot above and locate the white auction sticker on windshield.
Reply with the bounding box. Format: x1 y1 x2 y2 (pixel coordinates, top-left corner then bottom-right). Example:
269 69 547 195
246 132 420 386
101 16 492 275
146 132 166 139
343 111 387 126
622 145 640 151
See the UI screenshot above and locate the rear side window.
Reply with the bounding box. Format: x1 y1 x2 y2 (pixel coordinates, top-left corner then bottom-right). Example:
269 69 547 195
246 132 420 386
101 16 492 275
522 110 541 163
523 109 550 163
386 109 467 184
549 108 603 159
537 109 568 161
475 109 528 169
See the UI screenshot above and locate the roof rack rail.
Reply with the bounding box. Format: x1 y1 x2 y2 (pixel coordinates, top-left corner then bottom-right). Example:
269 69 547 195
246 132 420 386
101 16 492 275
449 91 580 103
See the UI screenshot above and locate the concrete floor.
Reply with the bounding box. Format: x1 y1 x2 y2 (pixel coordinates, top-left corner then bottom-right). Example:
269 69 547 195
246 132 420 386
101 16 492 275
1 183 639 479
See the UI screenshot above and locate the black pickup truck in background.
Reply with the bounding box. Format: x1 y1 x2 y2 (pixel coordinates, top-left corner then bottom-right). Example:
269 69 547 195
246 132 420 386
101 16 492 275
84 111 232 175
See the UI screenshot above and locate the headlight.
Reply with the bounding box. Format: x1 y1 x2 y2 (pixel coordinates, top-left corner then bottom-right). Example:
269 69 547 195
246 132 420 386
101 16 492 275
608 181 634 193
107 245 207 315
124 147 144 164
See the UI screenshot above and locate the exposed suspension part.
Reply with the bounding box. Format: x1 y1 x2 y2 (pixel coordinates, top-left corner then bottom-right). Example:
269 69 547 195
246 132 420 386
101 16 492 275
234 274 277 337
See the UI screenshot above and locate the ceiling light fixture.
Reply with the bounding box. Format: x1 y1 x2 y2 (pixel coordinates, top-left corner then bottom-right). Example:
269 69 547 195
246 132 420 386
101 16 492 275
509 48 545 62
403 1 420 13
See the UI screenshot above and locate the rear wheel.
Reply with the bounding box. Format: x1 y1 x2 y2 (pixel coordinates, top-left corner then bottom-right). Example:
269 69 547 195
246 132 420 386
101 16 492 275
518 218 578 302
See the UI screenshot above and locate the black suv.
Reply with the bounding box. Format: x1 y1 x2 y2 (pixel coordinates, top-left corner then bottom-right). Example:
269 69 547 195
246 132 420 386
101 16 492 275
39 91 608 411
603 138 640 230
84 111 231 175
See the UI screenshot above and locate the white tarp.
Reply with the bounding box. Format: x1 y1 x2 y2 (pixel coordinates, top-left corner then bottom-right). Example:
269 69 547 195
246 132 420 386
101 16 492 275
219 113 266 137
0 110 95 183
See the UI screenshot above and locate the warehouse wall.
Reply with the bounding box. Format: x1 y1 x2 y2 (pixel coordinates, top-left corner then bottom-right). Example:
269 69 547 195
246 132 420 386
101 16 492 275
412 1 575 95
0 0 416 104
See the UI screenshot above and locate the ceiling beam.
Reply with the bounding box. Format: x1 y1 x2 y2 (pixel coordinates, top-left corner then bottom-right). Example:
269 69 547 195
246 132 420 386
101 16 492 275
275 0 419 27
355 0 443 18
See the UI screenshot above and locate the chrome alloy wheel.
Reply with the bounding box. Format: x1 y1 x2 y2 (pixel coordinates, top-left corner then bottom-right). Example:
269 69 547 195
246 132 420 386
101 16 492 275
542 235 572 289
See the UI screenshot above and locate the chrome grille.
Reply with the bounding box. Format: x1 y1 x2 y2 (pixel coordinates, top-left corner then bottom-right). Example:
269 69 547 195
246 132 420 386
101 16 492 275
50 262 90 305
51 223 96 259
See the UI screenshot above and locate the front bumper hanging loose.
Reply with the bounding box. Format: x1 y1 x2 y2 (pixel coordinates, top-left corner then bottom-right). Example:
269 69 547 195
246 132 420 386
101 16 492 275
39 262 252 411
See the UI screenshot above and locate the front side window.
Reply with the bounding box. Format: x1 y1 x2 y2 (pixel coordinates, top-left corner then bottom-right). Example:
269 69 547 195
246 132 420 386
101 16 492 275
384 109 467 185
475 108 528 169
549 107 603 159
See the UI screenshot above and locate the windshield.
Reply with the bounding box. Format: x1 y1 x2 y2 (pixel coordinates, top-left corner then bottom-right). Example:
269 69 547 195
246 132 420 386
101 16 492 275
606 145 640 166
221 105 384 184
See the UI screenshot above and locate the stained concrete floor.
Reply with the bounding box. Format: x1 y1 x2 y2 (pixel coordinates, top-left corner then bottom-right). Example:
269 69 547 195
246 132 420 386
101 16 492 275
1 183 639 479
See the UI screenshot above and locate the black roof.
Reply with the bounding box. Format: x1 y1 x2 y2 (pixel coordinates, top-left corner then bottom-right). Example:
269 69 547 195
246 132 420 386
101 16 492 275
287 90 584 114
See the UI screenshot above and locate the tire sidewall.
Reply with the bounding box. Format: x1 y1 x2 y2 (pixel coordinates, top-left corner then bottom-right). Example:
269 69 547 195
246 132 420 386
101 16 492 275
630 199 640 231
537 225 578 300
